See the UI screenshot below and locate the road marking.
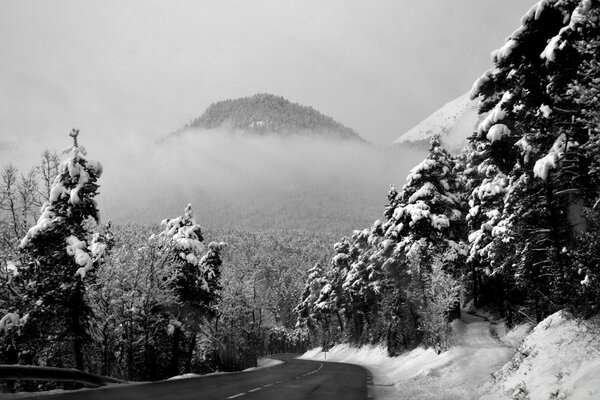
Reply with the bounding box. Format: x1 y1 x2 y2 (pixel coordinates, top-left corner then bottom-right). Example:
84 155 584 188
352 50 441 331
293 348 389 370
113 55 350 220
248 388 262 393
263 383 273 387
227 394 245 399
303 363 324 376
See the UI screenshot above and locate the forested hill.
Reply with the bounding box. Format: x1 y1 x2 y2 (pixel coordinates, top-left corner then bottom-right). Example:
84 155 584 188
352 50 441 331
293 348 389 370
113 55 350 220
175 93 364 141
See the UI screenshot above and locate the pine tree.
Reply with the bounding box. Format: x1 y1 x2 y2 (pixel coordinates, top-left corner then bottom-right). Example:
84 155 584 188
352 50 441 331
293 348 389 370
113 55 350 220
16 129 105 370
295 262 328 335
158 204 224 374
385 136 466 269
466 0 588 321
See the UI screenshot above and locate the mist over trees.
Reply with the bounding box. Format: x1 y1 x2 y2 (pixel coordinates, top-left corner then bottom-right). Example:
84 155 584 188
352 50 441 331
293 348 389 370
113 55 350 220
0 138 334 383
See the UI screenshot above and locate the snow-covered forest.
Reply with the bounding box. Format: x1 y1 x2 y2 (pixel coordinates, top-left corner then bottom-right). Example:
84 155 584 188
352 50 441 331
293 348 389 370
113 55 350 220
2 0 600 397
0 141 336 381
297 0 600 359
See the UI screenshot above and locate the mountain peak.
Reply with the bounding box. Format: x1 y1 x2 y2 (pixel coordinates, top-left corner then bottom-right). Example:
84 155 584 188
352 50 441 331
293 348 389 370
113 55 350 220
177 94 364 141
393 92 480 151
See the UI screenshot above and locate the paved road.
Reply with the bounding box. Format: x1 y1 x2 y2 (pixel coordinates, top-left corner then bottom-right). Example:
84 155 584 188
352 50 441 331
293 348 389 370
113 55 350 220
27 355 369 400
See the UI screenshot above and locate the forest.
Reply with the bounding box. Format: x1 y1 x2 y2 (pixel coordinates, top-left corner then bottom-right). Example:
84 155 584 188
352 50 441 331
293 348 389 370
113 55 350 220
176 93 363 140
0 145 335 382
296 0 600 355
1 0 600 390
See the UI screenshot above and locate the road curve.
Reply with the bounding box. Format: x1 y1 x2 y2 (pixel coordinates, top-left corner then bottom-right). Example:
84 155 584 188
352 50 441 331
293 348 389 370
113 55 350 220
24 354 369 400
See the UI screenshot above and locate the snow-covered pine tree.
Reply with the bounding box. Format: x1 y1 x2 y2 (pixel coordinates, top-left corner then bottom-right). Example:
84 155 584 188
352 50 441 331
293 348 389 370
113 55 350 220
295 262 328 336
314 238 352 334
16 129 105 370
158 204 224 374
340 220 389 343
467 0 597 321
197 241 224 315
159 204 208 305
541 1 600 315
377 136 467 346
386 136 466 270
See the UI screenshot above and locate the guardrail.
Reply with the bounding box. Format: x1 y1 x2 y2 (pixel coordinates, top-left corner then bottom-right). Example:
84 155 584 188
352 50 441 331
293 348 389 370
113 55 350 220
0 364 126 387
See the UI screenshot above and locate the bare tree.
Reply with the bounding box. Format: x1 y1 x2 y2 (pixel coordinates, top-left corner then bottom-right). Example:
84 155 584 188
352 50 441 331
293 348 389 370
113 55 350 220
38 150 60 202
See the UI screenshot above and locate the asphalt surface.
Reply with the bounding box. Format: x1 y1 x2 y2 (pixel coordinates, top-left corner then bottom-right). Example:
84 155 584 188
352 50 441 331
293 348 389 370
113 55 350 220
26 354 370 400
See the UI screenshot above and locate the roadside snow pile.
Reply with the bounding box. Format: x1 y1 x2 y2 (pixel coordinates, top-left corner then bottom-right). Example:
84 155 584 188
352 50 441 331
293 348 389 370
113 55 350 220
167 373 202 380
481 310 600 400
243 357 285 371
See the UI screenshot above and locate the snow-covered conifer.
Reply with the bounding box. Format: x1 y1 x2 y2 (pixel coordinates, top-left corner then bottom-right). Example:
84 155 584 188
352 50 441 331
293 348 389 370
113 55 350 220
385 136 466 270
16 129 104 369
295 262 330 339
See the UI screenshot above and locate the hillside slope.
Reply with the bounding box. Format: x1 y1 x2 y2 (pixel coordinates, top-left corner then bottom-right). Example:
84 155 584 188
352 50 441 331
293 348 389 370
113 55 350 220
481 310 600 400
393 92 480 151
301 310 600 399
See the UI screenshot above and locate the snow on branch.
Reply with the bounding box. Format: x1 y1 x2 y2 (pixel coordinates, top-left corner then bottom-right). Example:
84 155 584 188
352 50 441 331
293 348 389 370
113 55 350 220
533 133 578 180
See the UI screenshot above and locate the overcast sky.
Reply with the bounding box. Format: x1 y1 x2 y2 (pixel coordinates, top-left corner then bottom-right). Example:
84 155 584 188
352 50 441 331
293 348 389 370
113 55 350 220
0 0 530 154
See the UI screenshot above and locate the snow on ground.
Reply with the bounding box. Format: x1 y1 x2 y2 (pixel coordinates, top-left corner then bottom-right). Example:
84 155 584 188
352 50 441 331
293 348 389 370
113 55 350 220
481 310 600 400
243 356 285 371
302 310 600 399
166 372 203 380
300 310 517 400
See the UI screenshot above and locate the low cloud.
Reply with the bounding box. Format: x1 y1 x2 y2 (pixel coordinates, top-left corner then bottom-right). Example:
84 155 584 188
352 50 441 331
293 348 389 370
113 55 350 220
99 129 426 233
5 129 428 234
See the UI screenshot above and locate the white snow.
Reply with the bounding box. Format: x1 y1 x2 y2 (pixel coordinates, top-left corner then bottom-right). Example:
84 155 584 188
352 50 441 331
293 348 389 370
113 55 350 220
515 137 533 164
19 146 102 249
486 124 510 143
471 68 500 100
477 92 512 135
160 204 205 265
481 310 600 400
66 235 93 278
492 39 518 64
581 274 590 286
243 357 285 371
395 201 431 226
166 373 202 380
408 182 436 203
0 313 21 333
533 152 558 181
533 133 577 180
19 208 61 248
300 310 514 400
431 214 450 230
393 92 480 151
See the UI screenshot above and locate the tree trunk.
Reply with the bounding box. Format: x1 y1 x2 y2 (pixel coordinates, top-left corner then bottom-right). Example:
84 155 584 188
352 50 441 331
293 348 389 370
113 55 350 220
72 281 86 371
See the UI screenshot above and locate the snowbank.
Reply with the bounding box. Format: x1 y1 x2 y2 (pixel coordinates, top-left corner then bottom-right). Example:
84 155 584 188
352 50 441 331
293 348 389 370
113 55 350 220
300 311 517 400
481 310 600 400
301 310 600 399
242 357 285 371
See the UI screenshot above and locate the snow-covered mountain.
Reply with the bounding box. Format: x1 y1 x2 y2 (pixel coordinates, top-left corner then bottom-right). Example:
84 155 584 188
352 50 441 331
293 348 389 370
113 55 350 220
393 92 480 151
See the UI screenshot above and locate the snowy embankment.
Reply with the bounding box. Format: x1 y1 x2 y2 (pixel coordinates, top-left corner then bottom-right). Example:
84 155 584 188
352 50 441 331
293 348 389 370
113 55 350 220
481 310 600 400
300 311 515 399
300 310 600 399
